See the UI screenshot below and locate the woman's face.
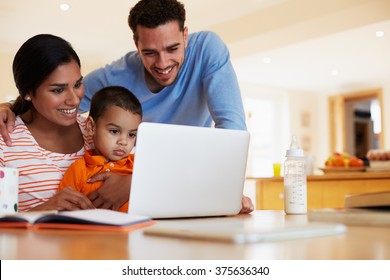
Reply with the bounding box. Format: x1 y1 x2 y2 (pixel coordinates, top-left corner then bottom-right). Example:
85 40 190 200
27 59 84 127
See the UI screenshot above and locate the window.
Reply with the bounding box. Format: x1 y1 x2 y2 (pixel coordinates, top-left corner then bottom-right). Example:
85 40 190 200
244 93 290 177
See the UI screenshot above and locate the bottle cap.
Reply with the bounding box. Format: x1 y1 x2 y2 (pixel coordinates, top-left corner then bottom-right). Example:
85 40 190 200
286 135 304 157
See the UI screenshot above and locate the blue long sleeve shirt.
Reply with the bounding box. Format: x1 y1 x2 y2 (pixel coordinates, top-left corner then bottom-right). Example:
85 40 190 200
81 31 247 130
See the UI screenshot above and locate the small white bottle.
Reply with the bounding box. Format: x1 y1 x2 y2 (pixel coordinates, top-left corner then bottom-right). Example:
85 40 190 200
283 135 307 214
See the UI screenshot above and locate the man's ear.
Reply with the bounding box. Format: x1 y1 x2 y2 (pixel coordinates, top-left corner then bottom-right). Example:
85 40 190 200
183 26 188 48
85 116 96 136
133 34 138 48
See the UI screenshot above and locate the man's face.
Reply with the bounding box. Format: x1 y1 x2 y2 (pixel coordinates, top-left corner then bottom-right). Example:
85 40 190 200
135 21 188 93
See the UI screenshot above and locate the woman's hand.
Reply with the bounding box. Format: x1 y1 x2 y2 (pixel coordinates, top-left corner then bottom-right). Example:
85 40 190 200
239 195 254 214
31 187 95 211
0 102 16 147
87 172 132 211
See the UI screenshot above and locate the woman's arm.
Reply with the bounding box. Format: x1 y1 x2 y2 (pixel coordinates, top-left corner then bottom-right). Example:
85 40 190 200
29 187 95 211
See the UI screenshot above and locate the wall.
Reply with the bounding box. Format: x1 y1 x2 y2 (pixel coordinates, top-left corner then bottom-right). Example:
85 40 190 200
0 52 17 102
240 82 329 175
382 83 390 149
287 90 329 172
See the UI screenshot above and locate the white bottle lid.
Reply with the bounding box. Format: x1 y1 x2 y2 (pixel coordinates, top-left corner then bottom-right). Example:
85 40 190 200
286 135 304 157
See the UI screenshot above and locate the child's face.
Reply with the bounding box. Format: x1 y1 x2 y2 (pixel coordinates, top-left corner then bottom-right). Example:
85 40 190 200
90 105 142 161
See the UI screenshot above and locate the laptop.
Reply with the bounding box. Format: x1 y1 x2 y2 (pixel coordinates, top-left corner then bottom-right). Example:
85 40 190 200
128 122 250 219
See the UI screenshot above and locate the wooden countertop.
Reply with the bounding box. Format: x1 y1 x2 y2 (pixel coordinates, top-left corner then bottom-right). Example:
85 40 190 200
2 210 390 260
247 171 390 182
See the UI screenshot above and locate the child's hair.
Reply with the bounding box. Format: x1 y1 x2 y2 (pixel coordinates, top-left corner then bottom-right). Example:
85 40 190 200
11 34 81 115
89 86 142 121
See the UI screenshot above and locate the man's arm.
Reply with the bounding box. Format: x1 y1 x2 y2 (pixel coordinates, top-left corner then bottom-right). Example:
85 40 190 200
240 195 254 214
0 102 16 146
87 172 132 211
80 66 112 113
201 32 247 131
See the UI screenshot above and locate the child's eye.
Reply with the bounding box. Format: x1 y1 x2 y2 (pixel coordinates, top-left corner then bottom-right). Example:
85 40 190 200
110 129 120 135
129 132 137 138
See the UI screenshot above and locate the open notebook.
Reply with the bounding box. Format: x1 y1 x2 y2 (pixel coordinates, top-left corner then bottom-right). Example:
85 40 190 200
0 209 154 231
129 123 250 219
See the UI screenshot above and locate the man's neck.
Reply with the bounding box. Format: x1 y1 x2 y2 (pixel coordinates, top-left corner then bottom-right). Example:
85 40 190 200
144 69 164 93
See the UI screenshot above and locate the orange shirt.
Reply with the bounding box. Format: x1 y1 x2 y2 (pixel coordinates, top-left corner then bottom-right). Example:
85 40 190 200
58 149 134 212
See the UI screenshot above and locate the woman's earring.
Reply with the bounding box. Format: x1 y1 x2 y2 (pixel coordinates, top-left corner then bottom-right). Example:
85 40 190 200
25 96 31 101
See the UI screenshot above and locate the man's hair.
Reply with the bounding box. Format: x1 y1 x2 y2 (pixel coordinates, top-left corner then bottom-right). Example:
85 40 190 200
89 86 142 121
128 0 186 42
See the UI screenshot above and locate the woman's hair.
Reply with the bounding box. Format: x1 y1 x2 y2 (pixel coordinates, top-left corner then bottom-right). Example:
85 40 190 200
89 86 142 121
128 0 186 42
11 34 81 115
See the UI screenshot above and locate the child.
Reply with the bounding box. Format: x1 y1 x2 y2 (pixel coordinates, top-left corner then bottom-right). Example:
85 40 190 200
58 86 142 212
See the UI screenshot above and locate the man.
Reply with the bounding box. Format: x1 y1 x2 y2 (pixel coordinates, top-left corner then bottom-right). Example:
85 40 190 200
80 0 246 130
0 0 253 213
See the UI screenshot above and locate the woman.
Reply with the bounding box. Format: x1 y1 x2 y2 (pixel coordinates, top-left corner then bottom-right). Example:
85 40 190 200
0 34 95 211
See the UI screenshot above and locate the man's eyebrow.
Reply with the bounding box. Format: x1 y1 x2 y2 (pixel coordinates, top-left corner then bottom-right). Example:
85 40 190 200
141 43 181 53
166 43 180 49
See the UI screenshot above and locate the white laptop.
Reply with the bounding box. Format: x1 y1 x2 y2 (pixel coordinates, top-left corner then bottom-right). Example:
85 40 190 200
128 122 250 219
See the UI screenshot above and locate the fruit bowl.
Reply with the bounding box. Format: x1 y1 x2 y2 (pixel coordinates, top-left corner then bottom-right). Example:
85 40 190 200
324 152 364 168
319 167 365 174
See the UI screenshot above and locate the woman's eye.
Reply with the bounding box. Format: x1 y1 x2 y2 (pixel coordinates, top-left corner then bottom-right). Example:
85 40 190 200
52 88 64 94
74 81 83 89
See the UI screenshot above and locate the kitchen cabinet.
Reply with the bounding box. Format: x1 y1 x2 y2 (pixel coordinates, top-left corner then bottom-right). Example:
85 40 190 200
248 172 390 210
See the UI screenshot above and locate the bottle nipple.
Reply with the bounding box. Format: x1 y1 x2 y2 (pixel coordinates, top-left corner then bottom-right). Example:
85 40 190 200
286 135 304 157
289 135 300 149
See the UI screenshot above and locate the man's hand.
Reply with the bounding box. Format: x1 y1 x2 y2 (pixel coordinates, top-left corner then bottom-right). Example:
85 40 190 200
0 102 16 147
31 187 95 211
87 172 132 211
239 195 254 214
